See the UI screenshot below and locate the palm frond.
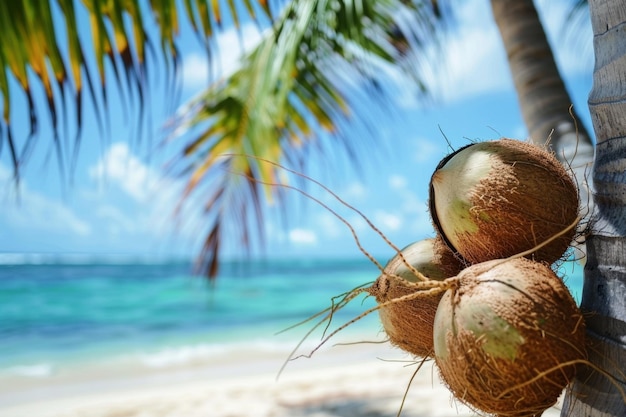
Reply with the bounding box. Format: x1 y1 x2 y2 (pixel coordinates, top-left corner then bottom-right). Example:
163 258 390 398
0 0 269 181
0 0 442 279
168 0 443 278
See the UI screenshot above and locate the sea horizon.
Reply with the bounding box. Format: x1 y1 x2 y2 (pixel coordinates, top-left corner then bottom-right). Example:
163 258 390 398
0 256 384 382
1 254 584 388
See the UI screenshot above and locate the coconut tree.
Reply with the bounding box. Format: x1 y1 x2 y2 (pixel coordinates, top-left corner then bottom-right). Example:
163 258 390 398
494 0 626 414
560 1 626 415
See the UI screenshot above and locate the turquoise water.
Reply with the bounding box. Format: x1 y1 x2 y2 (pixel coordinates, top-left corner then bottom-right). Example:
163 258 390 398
0 255 583 379
0 256 383 377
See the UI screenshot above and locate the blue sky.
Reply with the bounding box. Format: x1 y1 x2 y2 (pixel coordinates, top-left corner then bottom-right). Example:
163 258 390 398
0 1 594 263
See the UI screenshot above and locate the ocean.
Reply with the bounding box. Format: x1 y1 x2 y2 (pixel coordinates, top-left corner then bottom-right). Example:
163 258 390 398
0 256 385 381
0 255 584 383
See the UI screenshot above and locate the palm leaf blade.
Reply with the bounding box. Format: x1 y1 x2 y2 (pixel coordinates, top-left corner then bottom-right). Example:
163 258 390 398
169 0 442 278
1 0 259 180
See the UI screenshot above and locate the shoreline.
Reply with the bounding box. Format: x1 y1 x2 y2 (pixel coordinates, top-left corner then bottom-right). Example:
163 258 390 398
1 339 567 417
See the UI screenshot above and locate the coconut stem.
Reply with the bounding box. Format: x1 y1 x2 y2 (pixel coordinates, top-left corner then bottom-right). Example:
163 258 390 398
276 284 372 379
369 275 458 301
226 153 414 276
288 277 458 372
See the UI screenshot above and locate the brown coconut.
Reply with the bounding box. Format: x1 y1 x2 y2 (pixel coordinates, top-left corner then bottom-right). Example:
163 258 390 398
369 236 465 357
429 138 579 265
433 257 586 416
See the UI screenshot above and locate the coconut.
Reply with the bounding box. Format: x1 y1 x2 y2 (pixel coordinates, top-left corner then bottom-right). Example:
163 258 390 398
429 138 579 265
433 257 586 416
369 236 465 358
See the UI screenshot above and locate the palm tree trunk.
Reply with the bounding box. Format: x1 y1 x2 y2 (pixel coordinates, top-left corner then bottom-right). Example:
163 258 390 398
490 0 595 229
561 0 626 415
491 0 625 414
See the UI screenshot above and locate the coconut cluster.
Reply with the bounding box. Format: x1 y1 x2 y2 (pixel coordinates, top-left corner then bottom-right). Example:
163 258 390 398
371 139 586 417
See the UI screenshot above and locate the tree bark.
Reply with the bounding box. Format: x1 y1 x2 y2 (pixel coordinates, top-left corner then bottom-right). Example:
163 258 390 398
491 0 625 414
490 0 595 233
561 0 626 415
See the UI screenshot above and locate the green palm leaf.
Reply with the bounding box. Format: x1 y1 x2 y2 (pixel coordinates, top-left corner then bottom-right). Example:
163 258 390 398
168 0 441 278
0 0 268 181
1 0 440 279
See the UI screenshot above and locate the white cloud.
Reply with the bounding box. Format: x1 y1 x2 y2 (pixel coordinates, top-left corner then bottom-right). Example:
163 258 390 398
389 1 592 107
26 194 91 236
289 228 318 245
389 183 433 236
95 205 138 235
178 1 592 112
181 24 264 92
380 2 509 108
341 181 368 201
432 7 510 102
374 211 402 232
389 175 408 190
86 143 201 244
181 54 211 91
0 165 91 237
89 142 163 203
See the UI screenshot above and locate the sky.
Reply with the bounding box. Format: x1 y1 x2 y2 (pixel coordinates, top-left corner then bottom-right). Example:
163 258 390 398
0 1 595 265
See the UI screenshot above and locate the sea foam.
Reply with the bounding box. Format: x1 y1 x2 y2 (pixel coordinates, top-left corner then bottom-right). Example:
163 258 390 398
4 363 54 378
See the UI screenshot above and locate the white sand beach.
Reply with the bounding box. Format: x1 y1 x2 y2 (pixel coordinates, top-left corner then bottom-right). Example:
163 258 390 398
0 339 567 417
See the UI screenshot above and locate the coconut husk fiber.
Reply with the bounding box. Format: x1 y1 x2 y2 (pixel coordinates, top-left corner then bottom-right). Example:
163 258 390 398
430 138 580 266
433 258 587 417
369 236 465 358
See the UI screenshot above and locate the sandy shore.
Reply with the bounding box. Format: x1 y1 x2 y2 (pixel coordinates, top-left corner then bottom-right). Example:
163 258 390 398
0 340 566 417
